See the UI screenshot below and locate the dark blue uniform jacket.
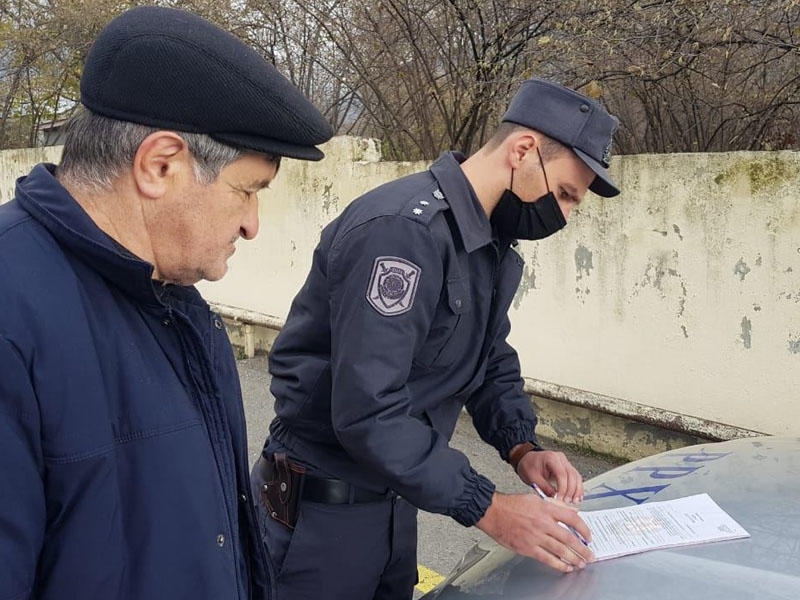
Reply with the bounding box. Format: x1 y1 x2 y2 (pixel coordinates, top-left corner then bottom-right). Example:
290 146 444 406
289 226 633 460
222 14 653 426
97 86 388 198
269 152 539 526
0 165 270 600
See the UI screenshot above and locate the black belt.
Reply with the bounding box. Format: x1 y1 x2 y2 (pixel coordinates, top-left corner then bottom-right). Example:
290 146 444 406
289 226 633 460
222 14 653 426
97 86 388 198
256 454 394 505
303 475 394 504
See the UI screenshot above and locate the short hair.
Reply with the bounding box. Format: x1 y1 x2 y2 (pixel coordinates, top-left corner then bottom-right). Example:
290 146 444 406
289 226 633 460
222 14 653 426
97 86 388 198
486 121 568 162
57 109 279 192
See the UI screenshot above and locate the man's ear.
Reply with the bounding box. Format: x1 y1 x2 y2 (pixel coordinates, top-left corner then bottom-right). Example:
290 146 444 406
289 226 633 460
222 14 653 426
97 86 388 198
507 132 538 169
132 131 190 199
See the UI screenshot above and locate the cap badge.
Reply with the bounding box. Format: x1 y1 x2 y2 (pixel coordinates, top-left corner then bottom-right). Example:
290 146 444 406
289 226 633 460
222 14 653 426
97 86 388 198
601 140 613 167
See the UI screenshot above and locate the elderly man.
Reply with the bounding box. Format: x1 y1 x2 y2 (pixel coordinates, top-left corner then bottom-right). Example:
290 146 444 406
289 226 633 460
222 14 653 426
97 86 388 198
252 78 620 599
0 6 331 599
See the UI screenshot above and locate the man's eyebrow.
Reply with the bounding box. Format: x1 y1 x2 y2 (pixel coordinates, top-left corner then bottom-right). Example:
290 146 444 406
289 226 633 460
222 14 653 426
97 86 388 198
244 178 273 190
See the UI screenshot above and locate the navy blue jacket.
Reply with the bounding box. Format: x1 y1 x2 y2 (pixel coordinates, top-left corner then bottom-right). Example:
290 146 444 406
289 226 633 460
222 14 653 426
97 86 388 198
268 152 539 526
0 165 270 600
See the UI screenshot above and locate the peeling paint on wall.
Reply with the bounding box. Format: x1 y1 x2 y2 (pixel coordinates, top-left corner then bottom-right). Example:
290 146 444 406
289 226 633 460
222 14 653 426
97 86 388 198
551 416 591 437
574 244 594 302
777 290 800 303
678 281 688 319
634 251 680 296
734 258 751 281
629 250 690 338
321 182 336 215
575 245 594 279
672 224 683 241
789 337 800 354
514 263 537 309
740 316 752 349
513 246 540 309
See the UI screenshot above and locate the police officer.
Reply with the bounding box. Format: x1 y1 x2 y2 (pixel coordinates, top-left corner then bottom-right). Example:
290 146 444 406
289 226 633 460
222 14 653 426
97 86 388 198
252 78 620 599
0 7 331 599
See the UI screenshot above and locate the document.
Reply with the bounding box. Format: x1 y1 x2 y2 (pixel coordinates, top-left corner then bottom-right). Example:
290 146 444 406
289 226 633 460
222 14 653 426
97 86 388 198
580 493 750 561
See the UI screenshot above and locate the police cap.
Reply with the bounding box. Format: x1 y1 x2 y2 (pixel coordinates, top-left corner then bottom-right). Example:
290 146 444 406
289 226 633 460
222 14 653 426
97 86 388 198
80 6 333 161
502 78 620 197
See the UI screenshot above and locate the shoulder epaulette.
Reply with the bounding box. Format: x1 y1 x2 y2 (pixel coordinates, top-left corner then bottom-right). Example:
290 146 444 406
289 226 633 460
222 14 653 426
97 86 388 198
403 186 449 226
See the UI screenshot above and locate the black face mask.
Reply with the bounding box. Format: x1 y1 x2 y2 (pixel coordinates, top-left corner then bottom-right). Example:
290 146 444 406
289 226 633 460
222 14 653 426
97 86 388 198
491 148 567 240
491 189 566 241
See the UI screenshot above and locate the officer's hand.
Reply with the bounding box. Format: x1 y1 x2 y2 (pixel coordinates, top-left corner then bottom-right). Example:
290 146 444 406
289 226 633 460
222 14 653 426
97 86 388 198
516 450 584 504
476 492 594 573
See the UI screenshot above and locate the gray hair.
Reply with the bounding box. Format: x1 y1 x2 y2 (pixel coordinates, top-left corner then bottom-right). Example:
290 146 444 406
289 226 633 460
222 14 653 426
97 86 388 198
57 109 247 191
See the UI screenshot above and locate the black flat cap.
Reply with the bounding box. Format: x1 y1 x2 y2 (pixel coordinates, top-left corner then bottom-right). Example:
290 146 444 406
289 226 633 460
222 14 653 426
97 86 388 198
80 6 333 160
502 78 620 197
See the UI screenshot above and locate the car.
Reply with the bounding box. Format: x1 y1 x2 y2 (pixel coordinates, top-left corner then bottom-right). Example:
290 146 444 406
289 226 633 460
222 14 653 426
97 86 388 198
422 436 800 600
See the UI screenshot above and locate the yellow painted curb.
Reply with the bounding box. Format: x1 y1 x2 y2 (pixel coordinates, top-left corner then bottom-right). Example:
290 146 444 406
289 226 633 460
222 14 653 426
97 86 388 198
415 564 445 594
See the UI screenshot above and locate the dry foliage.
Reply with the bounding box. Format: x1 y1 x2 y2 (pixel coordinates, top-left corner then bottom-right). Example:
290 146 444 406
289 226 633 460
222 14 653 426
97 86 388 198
1 0 798 157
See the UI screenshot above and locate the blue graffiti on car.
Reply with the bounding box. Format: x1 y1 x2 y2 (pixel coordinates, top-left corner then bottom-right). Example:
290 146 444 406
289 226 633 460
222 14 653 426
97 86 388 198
584 449 732 505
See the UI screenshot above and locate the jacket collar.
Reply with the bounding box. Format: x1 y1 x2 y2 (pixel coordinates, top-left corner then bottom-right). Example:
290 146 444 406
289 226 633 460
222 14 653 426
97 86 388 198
429 152 493 253
15 163 174 307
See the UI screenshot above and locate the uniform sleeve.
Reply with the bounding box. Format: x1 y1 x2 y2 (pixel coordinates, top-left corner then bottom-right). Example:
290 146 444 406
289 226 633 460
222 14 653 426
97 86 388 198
464 314 540 462
0 335 45 600
328 215 494 526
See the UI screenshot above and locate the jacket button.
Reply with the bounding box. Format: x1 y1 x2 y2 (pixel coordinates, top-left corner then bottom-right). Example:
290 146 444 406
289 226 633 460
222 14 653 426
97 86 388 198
280 482 287 492
161 318 171 327
454 299 462 309
216 534 225 547
213 318 224 330
239 492 248 504
580 104 590 112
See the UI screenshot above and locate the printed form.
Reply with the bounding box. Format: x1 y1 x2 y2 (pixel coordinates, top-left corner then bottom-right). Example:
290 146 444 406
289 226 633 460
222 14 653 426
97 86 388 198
580 493 750 561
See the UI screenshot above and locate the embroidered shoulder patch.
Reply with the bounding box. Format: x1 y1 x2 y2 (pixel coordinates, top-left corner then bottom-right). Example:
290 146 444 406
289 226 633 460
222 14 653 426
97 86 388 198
366 256 421 316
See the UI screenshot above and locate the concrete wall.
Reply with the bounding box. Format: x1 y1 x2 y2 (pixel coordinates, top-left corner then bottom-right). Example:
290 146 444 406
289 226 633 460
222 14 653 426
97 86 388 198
0 147 62 204
3 139 798 438
517 151 800 438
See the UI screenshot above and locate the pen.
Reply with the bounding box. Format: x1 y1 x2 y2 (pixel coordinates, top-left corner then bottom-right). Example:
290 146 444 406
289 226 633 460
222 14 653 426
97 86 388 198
531 483 590 547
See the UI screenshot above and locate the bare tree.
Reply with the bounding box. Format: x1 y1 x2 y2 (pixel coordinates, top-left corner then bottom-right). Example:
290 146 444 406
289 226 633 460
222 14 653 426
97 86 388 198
0 0 131 148
240 0 563 159
561 0 800 153
1 0 797 156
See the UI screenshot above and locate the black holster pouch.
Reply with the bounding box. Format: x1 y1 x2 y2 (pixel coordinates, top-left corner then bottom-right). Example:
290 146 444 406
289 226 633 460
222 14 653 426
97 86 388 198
260 453 306 530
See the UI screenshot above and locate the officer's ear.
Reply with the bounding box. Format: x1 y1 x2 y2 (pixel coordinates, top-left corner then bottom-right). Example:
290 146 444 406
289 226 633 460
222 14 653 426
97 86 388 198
507 132 538 170
132 131 192 199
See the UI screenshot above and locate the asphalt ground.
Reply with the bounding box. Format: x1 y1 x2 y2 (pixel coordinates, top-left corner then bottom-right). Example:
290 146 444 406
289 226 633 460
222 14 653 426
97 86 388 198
237 355 625 596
